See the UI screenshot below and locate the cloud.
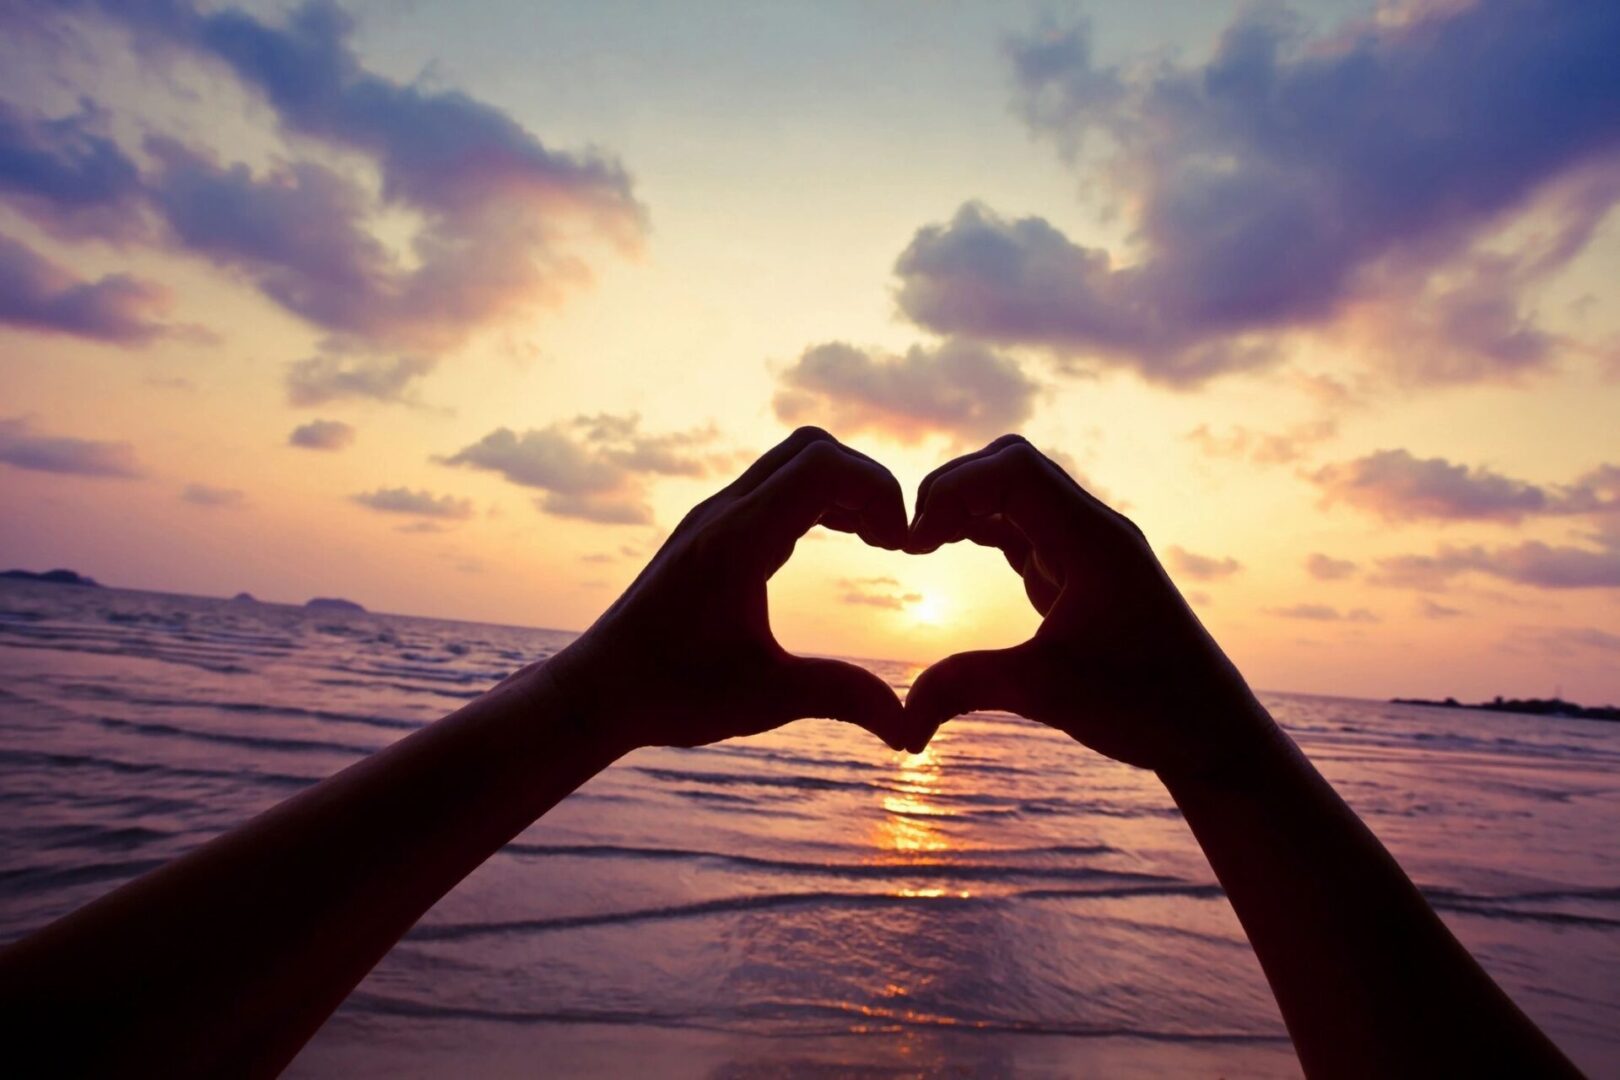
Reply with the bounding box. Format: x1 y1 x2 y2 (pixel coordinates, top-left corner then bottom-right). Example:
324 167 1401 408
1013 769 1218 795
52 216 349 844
772 340 1041 444
0 416 141 478
1372 540 1620 591
1186 420 1337 465
1267 603 1379 623
181 483 246 508
1515 625 1620 657
0 232 171 343
1166 545 1242 581
351 487 473 520
1418 598 1465 620
285 354 435 406
288 418 355 450
1 2 645 353
893 3 1620 385
1305 553 1358 581
440 414 718 526
0 98 144 239
838 576 922 610
1309 449 1618 523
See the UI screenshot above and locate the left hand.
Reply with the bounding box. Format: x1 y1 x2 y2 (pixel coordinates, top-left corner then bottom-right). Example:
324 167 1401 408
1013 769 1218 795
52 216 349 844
546 427 918 754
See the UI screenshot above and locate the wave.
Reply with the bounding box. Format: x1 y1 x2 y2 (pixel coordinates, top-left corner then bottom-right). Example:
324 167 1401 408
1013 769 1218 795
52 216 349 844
407 882 1229 942
343 989 1290 1044
500 841 1134 883
0 747 318 791
51 682 423 733
94 715 380 757
0 856 170 894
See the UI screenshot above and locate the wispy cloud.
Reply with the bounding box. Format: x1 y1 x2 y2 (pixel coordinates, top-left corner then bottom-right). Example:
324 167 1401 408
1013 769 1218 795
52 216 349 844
181 483 246 508
351 487 473 520
288 419 356 451
0 233 171 343
1267 603 1379 623
1166 545 1242 581
0 416 141 478
440 414 718 526
838 576 922 610
773 340 1040 445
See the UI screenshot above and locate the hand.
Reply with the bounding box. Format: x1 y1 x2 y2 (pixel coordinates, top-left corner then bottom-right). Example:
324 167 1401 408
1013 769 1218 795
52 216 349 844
903 435 1279 776
548 427 917 754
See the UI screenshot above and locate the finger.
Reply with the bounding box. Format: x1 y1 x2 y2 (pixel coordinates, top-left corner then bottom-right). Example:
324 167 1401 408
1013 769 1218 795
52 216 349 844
776 656 909 751
904 642 1044 741
911 434 1031 530
722 426 836 498
739 439 908 561
817 505 863 535
907 442 1073 557
964 515 1060 613
963 514 1034 575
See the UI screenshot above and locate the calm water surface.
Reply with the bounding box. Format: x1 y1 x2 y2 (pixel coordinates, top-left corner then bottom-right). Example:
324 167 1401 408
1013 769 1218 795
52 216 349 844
1 581 1616 1077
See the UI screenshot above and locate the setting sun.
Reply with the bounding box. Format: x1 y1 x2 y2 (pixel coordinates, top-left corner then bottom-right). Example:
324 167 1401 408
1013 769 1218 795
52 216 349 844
908 594 946 627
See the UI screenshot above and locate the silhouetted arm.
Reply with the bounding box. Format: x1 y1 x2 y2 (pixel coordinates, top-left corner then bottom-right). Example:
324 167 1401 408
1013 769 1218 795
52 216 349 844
903 435 1578 1079
0 428 916 1079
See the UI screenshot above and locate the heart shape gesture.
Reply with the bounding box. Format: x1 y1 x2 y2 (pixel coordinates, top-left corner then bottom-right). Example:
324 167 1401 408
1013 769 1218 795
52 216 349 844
550 428 1274 773
548 427 919 755
901 435 1274 776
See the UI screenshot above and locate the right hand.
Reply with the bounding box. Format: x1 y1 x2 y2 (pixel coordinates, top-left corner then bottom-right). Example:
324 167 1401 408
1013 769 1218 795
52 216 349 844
903 436 1280 777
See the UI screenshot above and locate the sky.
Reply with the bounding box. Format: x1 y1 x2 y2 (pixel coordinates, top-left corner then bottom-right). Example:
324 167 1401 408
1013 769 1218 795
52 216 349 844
1 0 1618 702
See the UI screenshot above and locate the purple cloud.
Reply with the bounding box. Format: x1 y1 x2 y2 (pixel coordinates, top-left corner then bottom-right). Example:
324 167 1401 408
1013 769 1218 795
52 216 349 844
1166 545 1242 582
0 416 141 477
894 2 1620 385
287 418 355 451
1372 541 1620 592
1304 553 1357 582
773 340 1040 445
351 487 473 520
0 233 170 343
440 415 718 527
1 1 645 353
181 483 246 508
0 99 144 239
285 355 435 407
839 576 923 611
1267 603 1379 623
1309 450 1619 524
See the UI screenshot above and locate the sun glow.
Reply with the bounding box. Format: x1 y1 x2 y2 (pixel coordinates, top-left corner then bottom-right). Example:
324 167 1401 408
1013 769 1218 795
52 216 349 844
908 593 946 626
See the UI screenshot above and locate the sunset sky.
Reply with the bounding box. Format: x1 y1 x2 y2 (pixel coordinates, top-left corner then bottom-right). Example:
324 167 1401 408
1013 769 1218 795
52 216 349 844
1 0 1617 702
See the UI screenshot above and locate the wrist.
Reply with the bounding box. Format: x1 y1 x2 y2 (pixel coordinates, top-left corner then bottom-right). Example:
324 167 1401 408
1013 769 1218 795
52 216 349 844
537 638 644 760
1154 695 1296 796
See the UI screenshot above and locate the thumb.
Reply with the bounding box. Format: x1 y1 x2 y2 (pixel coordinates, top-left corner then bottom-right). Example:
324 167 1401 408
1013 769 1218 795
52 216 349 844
905 642 1042 745
776 656 910 752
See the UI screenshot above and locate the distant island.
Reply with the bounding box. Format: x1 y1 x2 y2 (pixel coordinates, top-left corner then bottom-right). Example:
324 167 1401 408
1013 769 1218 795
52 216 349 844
0 568 102 588
304 597 366 613
230 592 258 603
1392 695 1620 722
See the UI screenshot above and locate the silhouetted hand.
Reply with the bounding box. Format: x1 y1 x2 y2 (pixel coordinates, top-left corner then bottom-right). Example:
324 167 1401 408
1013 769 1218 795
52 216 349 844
549 427 916 753
904 435 1278 775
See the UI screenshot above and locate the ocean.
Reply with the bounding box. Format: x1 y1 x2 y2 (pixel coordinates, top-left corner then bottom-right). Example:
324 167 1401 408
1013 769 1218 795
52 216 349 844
1 579 1616 1077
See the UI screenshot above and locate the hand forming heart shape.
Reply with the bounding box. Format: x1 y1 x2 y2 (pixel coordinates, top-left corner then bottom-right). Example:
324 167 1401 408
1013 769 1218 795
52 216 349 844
548 427 1276 779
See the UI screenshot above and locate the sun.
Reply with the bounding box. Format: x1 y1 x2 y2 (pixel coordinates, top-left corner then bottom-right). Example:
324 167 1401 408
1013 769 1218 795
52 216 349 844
908 593 946 627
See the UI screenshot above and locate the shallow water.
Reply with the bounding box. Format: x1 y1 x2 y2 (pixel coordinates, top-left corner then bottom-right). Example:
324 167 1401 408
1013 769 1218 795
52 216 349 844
1 580 1616 1077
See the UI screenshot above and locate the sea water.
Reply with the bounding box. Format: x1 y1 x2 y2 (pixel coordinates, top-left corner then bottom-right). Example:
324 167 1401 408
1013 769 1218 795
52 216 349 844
1 580 1615 1077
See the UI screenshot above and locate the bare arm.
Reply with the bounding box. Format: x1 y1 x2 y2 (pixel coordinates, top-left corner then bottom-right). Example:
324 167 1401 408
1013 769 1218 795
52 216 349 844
0 427 917 1078
902 435 1577 1079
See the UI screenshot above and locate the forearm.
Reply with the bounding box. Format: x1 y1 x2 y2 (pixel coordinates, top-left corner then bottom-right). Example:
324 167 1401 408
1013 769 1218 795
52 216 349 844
1159 706 1575 1078
0 657 624 1077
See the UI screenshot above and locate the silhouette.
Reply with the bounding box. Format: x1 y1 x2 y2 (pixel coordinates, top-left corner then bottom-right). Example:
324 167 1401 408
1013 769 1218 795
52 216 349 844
0 429 1579 1077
